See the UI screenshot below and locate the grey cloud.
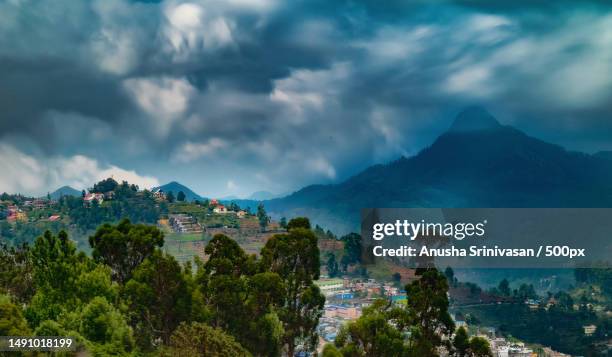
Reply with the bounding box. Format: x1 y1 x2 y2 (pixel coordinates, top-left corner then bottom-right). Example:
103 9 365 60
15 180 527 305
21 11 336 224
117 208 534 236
1 0 612 197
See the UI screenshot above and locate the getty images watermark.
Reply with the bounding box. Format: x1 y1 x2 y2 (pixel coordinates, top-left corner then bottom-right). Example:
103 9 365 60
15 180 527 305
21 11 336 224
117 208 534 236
361 208 610 269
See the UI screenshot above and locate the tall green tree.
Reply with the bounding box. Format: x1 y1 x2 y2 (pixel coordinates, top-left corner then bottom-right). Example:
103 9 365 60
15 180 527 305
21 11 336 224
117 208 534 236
286 217 310 231
498 278 511 296
30 230 80 292
89 219 164 284
166 191 175 203
515 283 537 300
91 178 119 193
177 191 186 202
340 233 362 271
326 252 339 278
405 269 455 356
198 234 285 356
260 218 325 356
75 264 119 306
199 234 254 333
257 203 270 232
242 272 285 357
453 327 469 357
124 250 192 349
24 229 125 338
26 230 86 326
453 327 492 357
75 296 135 355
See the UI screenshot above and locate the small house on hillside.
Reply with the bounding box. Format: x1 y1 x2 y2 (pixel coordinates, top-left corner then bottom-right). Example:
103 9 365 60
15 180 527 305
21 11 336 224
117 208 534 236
152 188 166 201
213 205 228 214
7 206 27 222
84 193 105 205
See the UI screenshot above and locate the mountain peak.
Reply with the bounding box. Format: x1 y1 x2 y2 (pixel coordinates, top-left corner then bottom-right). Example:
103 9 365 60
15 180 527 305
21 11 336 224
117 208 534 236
50 185 81 199
449 106 501 133
153 181 204 201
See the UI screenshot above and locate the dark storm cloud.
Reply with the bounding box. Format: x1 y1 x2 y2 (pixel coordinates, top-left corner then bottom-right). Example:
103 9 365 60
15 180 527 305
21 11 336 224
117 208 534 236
1 0 612 196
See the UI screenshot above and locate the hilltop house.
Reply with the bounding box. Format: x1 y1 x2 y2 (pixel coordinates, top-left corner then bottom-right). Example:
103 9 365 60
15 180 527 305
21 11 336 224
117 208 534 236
213 205 229 214
84 193 105 205
152 188 166 201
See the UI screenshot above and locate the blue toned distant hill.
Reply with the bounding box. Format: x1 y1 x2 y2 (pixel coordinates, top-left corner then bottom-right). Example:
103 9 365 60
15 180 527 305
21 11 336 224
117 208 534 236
248 190 283 200
152 181 205 202
263 107 612 234
50 185 81 199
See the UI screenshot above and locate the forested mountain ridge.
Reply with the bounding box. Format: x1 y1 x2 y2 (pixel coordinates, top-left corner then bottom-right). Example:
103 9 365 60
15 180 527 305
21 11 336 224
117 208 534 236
262 107 612 233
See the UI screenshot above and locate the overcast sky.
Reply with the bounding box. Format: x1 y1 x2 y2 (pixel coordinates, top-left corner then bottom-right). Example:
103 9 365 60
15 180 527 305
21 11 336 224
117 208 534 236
1 0 612 197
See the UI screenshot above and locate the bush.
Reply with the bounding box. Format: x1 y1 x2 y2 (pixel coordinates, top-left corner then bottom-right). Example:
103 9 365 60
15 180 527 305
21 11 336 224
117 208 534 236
161 322 252 357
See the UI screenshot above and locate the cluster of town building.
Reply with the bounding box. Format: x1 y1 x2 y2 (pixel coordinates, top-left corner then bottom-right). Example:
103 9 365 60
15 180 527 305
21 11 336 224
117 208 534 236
314 277 577 357
3 204 28 222
0 198 60 223
316 277 408 342
1 189 118 225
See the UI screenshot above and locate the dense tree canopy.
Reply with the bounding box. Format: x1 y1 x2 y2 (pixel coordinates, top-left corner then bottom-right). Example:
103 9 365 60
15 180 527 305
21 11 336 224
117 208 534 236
162 322 252 357
286 217 310 231
196 234 287 356
0 242 34 304
0 213 501 357
0 295 30 335
89 219 164 284
124 250 192 349
335 300 409 356
90 178 119 193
